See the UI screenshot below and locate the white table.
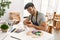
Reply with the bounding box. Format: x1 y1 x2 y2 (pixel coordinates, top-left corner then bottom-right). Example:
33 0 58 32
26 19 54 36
0 22 54 40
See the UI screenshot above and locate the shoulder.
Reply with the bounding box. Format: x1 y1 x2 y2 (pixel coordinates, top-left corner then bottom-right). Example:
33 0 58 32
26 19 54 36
38 12 46 22
38 12 45 17
38 12 44 15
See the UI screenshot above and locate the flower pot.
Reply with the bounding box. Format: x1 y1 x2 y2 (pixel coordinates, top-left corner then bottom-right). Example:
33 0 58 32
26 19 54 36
1 29 8 32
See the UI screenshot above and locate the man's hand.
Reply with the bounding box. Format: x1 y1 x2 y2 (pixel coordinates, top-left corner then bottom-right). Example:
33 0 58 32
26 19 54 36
26 22 31 24
27 22 34 27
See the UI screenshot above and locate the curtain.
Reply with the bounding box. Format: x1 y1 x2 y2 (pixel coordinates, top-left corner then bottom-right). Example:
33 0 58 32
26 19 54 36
24 0 60 17
24 0 32 17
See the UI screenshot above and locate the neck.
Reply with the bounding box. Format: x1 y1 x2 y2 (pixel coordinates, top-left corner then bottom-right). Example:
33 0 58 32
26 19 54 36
33 10 37 16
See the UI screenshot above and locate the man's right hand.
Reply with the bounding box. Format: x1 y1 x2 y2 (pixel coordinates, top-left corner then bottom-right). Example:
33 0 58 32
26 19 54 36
26 22 31 24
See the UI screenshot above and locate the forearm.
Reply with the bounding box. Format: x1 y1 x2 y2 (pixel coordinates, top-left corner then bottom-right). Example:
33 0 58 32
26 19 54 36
33 25 46 31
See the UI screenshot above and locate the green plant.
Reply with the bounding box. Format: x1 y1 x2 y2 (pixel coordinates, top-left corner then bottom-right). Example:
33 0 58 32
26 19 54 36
0 0 11 17
1 24 9 30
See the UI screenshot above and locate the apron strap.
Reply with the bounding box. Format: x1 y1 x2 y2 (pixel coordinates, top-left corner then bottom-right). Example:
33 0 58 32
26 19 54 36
31 11 38 23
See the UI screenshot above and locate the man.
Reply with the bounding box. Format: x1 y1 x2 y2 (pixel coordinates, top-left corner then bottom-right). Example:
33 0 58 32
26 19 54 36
23 2 46 31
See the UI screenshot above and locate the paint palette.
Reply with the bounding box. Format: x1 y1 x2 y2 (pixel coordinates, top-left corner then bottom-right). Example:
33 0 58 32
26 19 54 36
27 30 43 38
32 30 41 36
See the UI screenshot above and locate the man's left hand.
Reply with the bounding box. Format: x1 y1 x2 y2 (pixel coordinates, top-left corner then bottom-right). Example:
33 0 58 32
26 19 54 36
27 23 34 27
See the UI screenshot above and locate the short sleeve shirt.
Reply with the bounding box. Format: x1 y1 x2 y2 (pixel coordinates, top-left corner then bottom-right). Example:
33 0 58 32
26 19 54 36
28 12 46 26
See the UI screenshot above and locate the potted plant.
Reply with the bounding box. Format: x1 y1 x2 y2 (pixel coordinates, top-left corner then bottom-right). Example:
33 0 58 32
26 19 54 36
1 24 9 32
0 0 11 17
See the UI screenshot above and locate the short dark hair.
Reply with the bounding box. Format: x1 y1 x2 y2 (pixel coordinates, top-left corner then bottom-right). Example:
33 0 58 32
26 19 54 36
24 2 34 9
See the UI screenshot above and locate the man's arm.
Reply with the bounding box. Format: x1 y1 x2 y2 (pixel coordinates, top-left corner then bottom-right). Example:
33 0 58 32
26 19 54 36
33 22 47 31
27 22 47 31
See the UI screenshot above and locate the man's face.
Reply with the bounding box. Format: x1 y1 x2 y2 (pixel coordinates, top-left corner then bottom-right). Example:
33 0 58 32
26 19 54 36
27 7 34 15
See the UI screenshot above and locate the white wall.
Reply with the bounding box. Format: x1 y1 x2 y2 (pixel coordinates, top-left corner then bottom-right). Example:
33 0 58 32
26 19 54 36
33 0 42 12
24 0 32 17
56 0 60 14
40 0 48 15
1 0 24 22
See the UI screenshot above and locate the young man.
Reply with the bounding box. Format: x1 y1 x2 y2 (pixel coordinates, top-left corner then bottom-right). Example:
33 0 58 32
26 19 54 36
23 2 46 31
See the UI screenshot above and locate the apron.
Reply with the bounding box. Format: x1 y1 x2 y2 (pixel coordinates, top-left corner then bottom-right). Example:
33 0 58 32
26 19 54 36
31 12 39 26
